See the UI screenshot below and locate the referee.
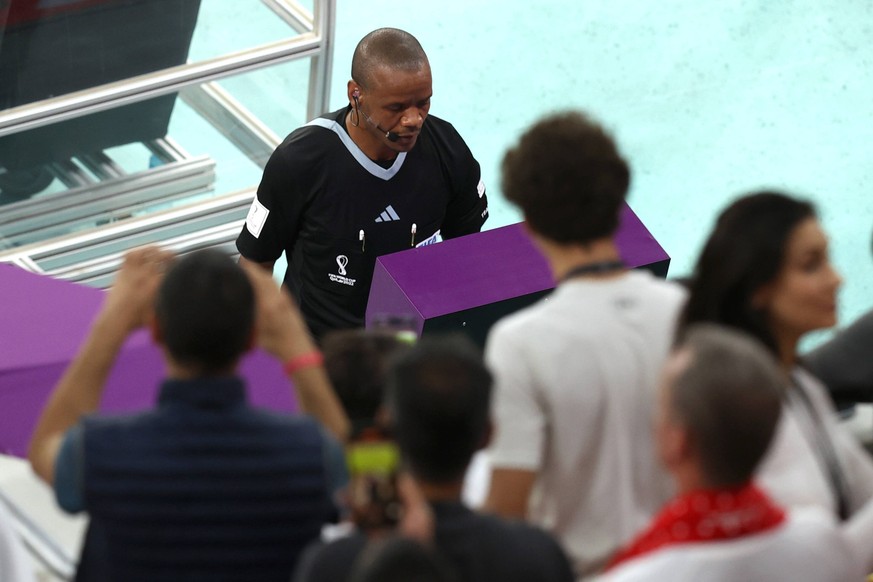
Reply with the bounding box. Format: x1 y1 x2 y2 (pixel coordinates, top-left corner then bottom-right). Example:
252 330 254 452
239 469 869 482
236 28 489 340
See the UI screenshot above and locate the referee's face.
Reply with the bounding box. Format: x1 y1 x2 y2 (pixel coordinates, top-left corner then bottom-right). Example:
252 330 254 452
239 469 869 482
362 64 432 156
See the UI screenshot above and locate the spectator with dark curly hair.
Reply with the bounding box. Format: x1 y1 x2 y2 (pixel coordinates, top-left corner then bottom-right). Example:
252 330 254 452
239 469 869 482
483 111 687 579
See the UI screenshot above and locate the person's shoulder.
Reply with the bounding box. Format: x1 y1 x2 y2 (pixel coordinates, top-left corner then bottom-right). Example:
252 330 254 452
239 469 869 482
293 532 367 582
270 109 348 162
624 270 687 300
776 508 861 578
453 510 565 554
80 409 159 433
423 113 461 134
616 272 688 321
487 299 553 346
597 549 682 582
489 513 566 546
784 506 842 536
421 113 472 149
458 513 574 579
790 366 837 411
245 407 326 436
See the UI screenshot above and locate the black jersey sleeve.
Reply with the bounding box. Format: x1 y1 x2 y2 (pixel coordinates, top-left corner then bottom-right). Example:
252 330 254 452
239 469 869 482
434 120 489 239
235 137 309 263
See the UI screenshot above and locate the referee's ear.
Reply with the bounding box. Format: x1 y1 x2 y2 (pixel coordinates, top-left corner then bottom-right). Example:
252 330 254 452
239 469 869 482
348 80 362 107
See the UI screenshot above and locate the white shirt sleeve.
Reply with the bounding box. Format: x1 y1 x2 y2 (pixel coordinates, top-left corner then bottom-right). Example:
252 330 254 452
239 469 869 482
0 500 36 582
485 325 545 470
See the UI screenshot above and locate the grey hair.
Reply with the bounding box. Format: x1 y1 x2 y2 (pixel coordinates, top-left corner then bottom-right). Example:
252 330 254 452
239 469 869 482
671 323 785 487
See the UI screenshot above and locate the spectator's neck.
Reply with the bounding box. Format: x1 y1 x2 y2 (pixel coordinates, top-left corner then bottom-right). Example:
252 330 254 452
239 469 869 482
164 354 237 380
774 333 800 374
673 461 715 496
417 480 464 503
534 235 623 283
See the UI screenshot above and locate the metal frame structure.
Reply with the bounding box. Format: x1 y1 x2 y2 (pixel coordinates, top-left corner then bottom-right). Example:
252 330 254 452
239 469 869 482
0 0 335 137
0 0 336 286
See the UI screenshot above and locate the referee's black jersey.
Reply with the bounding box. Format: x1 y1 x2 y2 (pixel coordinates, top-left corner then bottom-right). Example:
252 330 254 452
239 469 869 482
236 107 489 340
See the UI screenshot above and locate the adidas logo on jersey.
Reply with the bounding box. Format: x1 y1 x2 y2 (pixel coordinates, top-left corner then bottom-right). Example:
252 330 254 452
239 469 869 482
375 205 401 223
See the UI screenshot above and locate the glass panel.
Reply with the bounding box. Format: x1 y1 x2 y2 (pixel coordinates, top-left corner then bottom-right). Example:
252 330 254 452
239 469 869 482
0 56 311 248
0 0 307 109
187 1 311 62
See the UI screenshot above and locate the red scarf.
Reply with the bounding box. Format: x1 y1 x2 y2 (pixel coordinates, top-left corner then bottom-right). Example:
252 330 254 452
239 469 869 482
607 482 786 571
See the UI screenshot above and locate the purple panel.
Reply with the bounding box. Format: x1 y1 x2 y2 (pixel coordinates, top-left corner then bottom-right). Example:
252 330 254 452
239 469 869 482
615 204 671 269
0 264 298 458
369 203 669 319
0 362 67 457
0 264 103 370
371 224 551 320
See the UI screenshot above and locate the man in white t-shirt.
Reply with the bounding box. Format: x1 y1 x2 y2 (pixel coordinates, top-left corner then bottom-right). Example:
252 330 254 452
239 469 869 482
601 325 862 582
483 111 686 579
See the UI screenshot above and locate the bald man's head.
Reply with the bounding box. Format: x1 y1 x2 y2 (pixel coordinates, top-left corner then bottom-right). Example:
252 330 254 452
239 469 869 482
351 28 430 88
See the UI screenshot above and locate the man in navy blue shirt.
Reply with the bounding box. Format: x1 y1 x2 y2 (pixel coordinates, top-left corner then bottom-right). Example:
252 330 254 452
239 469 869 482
29 247 350 581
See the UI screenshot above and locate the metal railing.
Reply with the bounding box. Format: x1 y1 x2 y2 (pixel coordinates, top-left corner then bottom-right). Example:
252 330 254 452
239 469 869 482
0 0 336 284
0 0 336 137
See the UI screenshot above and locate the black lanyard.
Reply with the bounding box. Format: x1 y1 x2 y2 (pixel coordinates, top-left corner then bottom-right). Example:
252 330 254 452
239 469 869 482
790 372 851 521
560 260 626 283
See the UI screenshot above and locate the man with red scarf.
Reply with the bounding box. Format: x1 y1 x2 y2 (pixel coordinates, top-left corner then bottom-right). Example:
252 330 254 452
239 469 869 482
602 325 863 581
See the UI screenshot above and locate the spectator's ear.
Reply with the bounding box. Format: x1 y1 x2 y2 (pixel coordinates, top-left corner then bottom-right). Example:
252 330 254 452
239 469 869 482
657 417 692 472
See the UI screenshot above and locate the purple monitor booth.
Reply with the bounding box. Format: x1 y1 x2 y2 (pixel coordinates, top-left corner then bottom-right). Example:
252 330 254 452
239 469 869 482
0 203 668 457
366 203 671 347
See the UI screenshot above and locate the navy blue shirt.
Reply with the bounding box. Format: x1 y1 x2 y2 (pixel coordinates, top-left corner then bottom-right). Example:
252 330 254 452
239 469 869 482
54 376 347 581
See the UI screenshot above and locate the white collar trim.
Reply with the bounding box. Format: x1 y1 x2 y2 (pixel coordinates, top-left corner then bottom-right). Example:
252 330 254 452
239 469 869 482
305 117 406 180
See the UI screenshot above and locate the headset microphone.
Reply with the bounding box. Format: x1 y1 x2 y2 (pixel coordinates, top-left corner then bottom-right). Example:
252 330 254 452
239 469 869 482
363 111 401 142
354 91 401 142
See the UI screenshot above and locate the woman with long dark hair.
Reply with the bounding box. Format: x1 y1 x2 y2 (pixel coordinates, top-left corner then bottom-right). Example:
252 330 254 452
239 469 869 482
679 191 873 520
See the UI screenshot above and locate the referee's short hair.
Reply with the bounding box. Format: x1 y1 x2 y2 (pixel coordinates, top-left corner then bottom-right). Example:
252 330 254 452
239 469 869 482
351 28 429 88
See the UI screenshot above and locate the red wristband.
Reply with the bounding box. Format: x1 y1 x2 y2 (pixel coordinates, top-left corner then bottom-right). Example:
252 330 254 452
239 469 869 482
282 351 324 376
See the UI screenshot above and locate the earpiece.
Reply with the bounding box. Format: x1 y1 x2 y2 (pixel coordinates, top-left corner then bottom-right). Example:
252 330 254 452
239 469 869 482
352 89 361 105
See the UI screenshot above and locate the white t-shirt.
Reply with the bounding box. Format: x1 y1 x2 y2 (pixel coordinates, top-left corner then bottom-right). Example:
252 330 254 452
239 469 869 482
486 270 686 578
0 500 35 582
757 367 873 517
599 508 862 582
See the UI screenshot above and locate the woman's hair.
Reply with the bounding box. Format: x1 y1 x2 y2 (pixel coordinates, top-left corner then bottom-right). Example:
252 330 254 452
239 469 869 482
678 191 816 356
